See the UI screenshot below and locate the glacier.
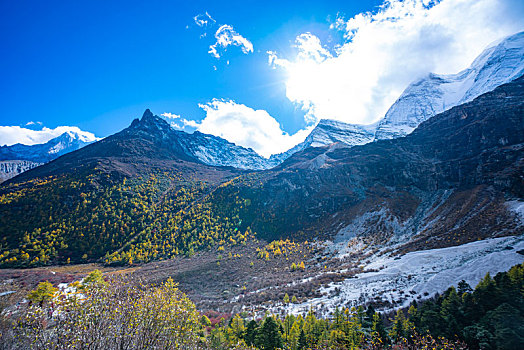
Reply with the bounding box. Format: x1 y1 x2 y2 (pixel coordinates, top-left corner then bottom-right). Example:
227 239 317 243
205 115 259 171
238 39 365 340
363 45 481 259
374 31 524 140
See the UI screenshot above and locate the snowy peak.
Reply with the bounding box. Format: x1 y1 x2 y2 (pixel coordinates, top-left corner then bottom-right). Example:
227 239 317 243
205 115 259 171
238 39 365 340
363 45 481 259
375 31 524 140
309 119 377 147
269 119 377 164
0 129 98 181
461 31 524 103
47 131 98 155
0 130 98 164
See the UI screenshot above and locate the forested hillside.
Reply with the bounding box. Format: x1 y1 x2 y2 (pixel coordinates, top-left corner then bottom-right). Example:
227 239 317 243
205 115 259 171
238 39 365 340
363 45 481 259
0 77 523 268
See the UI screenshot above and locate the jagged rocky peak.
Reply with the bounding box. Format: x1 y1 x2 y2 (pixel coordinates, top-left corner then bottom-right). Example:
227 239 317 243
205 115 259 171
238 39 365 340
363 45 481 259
127 109 278 170
130 109 172 134
374 31 524 140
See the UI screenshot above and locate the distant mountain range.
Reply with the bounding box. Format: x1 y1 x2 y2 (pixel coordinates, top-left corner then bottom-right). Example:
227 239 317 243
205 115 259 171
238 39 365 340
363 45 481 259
1 30 523 325
0 131 99 183
3 32 522 182
1 72 522 266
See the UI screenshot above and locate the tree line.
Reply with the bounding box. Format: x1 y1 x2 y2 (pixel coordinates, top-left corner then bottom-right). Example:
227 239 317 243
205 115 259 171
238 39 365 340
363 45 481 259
1 263 522 349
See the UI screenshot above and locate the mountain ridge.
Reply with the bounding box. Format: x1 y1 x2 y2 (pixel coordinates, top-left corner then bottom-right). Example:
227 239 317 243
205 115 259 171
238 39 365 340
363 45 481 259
3 31 522 177
0 130 99 183
1 75 521 268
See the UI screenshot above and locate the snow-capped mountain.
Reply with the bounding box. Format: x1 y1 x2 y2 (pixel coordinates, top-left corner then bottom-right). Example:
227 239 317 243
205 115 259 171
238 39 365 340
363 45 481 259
0 131 99 163
270 119 377 164
304 119 377 148
374 31 524 140
0 131 99 182
151 112 378 170
176 118 378 170
270 32 524 162
175 130 280 170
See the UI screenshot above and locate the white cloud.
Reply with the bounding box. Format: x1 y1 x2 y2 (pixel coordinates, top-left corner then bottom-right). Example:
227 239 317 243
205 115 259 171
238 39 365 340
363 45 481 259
197 100 312 157
209 25 254 59
24 121 43 127
160 112 199 132
0 125 99 146
269 0 524 125
194 12 216 28
160 112 183 120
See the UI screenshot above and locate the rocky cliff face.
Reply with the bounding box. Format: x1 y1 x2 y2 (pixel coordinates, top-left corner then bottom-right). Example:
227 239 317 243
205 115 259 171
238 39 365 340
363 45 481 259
218 76 524 247
0 160 42 183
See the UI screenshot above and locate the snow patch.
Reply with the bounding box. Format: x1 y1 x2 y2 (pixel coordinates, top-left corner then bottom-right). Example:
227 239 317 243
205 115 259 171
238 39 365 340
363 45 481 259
506 200 524 223
284 236 524 316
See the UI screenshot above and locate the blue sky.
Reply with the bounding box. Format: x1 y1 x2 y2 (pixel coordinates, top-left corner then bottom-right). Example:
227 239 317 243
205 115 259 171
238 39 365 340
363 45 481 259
1 0 523 156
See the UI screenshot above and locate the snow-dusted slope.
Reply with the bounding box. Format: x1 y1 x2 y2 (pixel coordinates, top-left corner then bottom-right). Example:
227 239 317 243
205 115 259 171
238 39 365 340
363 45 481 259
375 31 524 140
285 236 524 316
303 119 377 148
176 131 280 170
270 119 377 164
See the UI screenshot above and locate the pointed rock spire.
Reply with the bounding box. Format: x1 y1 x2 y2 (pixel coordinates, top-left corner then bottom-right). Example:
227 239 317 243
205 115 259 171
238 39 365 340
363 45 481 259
142 109 154 120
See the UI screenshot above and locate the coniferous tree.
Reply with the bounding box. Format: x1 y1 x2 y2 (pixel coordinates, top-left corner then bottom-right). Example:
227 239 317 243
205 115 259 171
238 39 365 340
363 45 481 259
255 316 283 350
297 329 307 350
245 320 258 346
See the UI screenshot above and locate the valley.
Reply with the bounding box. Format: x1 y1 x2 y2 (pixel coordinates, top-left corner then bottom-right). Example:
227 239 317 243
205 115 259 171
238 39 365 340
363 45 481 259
0 29 523 350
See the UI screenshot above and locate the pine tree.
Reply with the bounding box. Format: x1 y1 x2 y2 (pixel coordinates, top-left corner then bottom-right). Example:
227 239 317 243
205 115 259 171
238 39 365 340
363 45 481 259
457 280 472 295
245 320 258 346
440 286 462 338
389 309 407 342
298 329 307 350
288 321 300 350
255 316 283 350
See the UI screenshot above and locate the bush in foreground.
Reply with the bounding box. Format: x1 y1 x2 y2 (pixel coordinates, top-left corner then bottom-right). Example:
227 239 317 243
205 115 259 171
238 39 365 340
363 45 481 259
2 273 201 349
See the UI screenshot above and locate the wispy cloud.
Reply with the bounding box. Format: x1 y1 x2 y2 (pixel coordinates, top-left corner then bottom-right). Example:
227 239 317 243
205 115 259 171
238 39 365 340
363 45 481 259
24 121 43 127
209 24 253 59
269 0 524 125
0 125 99 146
191 12 254 60
160 112 199 131
193 12 216 28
